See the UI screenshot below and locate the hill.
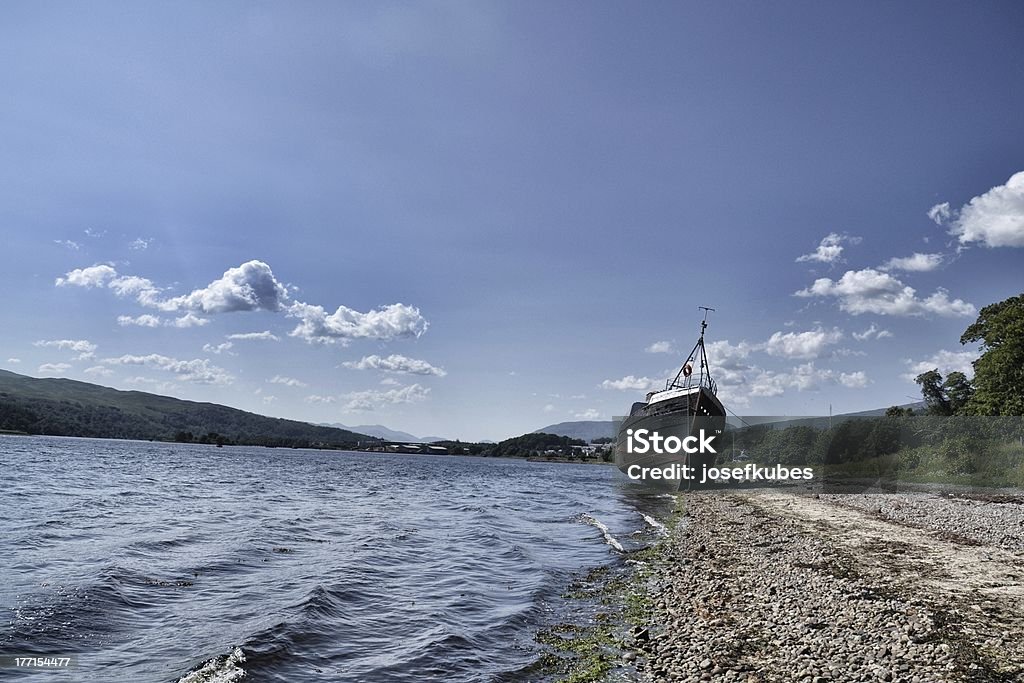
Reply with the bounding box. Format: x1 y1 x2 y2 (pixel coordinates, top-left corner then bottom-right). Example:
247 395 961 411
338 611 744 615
321 423 447 443
0 369 374 448
533 420 615 442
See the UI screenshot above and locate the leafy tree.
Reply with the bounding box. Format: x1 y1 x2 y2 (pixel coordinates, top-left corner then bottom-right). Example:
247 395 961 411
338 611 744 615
916 370 952 415
960 293 1024 415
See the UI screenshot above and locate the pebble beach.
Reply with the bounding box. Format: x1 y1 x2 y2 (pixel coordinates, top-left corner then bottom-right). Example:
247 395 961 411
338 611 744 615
625 489 1024 682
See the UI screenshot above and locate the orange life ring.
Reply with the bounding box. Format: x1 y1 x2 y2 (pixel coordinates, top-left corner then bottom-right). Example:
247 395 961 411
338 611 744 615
683 363 693 377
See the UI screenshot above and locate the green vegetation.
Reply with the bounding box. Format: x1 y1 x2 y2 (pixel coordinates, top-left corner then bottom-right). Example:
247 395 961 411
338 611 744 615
725 293 1024 486
488 432 589 459
0 369 373 448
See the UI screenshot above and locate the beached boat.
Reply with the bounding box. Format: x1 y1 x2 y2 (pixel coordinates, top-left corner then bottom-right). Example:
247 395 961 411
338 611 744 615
614 308 727 489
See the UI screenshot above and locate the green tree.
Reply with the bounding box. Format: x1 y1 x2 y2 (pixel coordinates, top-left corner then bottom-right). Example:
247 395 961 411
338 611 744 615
960 294 1024 415
916 369 951 415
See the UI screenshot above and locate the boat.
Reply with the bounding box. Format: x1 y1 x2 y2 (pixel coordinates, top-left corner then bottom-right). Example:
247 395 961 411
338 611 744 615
614 307 727 489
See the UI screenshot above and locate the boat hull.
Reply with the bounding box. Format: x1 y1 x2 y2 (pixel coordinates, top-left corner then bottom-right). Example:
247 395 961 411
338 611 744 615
615 386 726 490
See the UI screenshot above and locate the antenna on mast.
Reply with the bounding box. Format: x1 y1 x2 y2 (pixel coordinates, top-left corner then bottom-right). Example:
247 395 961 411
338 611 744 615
697 306 715 338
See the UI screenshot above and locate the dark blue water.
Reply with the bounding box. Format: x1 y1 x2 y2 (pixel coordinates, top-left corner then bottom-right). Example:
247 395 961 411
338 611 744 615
0 436 670 682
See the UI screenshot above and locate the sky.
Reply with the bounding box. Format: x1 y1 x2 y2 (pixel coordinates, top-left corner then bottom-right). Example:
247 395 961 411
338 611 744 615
2 1 1022 441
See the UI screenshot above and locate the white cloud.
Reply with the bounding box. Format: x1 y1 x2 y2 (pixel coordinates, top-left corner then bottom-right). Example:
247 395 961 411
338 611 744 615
54 239 81 250
902 349 979 381
574 408 601 420
37 362 72 374
101 354 233 385
764 327 843 360
795 268 975 317
226 331 280 341
170 313 210 328
34 339 97 360
645 340 675 354
600 375 660 391
795 233 859 264
118 314 162 327
927 202 951 225
129 237 152 251
262 395 277 404
543 403 556 413
851 323 893 341
343 383 430 411
55 264 117 288
749 363 840 397
56 260 288 314
881 252 944 272
934 171 1024 248
83 365 113 377
203 342 235 355
342 354 446 377
839 371 870 388
159 260 290 313
288 301 428 344
7 358 21 364
305 394 337 404
269 375 307 388
380 377 401 386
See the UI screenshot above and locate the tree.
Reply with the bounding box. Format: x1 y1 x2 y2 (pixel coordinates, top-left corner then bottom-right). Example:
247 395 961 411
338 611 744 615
915 369 975 416
960 294 1024 415
916 370 951 415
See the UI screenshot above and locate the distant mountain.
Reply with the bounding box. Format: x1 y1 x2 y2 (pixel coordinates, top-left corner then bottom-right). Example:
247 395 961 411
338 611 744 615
533 420 615 442
322 423 446 443
0 369 374 447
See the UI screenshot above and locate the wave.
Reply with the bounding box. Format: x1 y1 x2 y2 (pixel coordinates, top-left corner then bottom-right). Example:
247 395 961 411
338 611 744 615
579 513 624 552
641 513 668 536
176 647 246 683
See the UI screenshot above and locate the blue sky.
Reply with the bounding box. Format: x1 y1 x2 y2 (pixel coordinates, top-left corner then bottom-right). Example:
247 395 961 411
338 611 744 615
3 1 1022 441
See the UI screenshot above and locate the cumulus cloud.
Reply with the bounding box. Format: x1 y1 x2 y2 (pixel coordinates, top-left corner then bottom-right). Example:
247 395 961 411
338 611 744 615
160 261 289 313
129 237 152 251
343 383 430 411
795 233 859 264
7 358 21 364
600 375 660 391
852 324 892 341
203 342 235 355
645 341 675 354
83 365 113 377
170 313 210 328
288 301 428 344
38 362 72 374
748 363 863 397
881 252 944 272
574 408 601 420
227 331 280 341
543 403 556 413
269 375 307 387
101 354 233 385
34 339 97 360
56 260 432 343
932 171 1024 248
839 371 870 388
795 268 975 317
55 264 117 288
305 394 337 404
54 239 81 250
118 314 162 327
902 349 979 381
764 328 843 360
342 354 446 377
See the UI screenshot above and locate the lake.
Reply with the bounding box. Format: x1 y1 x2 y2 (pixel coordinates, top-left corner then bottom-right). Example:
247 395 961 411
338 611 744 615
0 436 669 682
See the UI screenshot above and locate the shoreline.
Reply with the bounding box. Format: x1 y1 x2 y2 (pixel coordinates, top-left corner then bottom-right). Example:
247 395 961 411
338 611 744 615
615 489 1024 682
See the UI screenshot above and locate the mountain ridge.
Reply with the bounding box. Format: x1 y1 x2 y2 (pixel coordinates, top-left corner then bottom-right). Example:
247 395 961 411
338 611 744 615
0 368 374 447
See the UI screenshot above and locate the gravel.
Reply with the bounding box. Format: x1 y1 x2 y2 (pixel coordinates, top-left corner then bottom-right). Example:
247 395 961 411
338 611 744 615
624 490 1024 682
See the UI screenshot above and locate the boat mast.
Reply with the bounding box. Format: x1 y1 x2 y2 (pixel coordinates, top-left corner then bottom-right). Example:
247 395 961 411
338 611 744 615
669 306 715 389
